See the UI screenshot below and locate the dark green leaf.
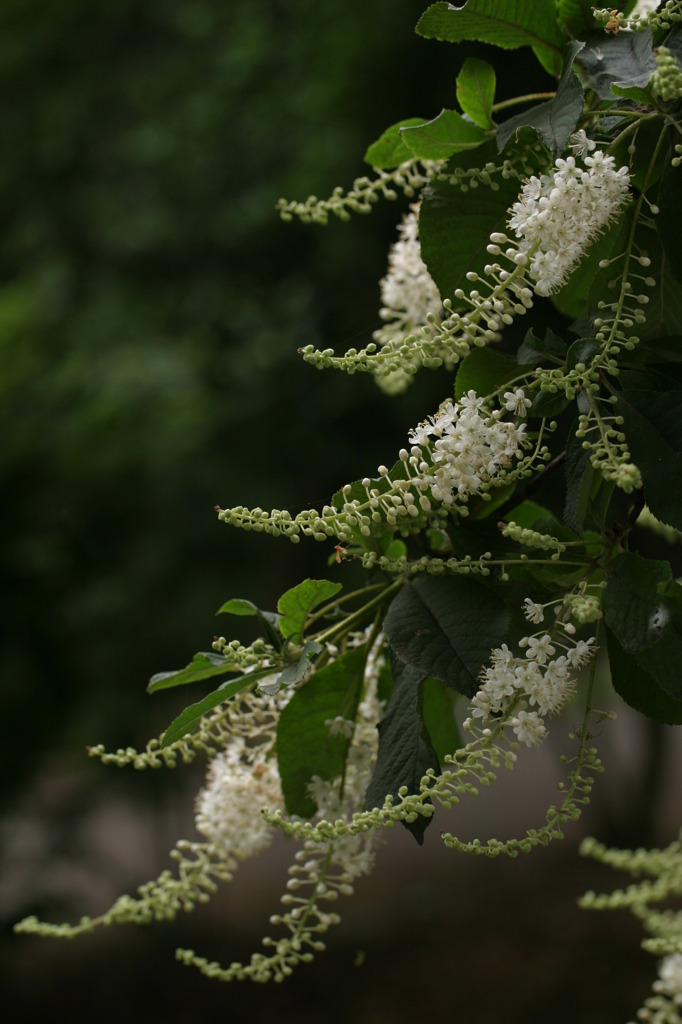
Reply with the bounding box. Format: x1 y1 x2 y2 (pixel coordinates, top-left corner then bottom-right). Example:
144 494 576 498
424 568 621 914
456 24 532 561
603 551 673 653
517 327 566 367
419 147 527 300
215 597 281 647
271 640 322 693
577 30 655 99
383 575 510 697
276 648 365 818
277 578 343 643
400 109 487 161
639 246 682 340
657 152 682 283
616 389 682 529
364 117 431 169
422 676 461 761
455 347 517 400
160 674 256 747
363 655 437 845
633 580 682 701
610 83 653 104
555 209 631 319
564 419 597 533
566 337 600 371
556 0 598 38
456 57 496 129
416 0 564 76
148 651 237 694
605 624 682 724
497 41 585 154
526 388 570 419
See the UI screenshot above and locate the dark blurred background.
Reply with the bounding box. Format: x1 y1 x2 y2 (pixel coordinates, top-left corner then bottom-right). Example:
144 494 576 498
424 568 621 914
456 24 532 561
1 2 679 1021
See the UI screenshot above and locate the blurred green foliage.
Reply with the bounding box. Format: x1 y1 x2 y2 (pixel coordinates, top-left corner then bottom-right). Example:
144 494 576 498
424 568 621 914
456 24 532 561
0 0 469 783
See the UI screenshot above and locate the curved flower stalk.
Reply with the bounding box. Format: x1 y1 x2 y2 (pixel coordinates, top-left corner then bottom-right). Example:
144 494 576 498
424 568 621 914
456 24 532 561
268 612 600 859
581 832 682 1022
217 389 538 544
276 158 438 225
299 151 631 379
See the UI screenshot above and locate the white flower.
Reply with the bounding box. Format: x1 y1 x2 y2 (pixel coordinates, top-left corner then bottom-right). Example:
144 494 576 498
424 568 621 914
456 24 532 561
511 709 547 747
654 953 682 999
568 129 596 159
195 739 283 860
373 203 442 391
507 150 630 296
504 388 532 417
566 637 597 668
522 597 545 624
524 634 556 665
325 715 355 738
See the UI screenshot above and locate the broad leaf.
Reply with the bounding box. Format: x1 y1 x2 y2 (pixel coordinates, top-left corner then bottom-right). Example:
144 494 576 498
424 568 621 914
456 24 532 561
215 597 281 647
576 30 655 99
497 41 584 154
657 154 682 283
616 389 682 530
564 420 597 533
566 337 600 371
419 145 527 300
363 655 438 845
148 651 238 694
633 580 682 702
364 117 430 169
456 57 496 129
277 578 343 643
555 209 631 319
262 639 323 695
603 552 673 653
160 673 257 747
276 648 365 818
517 327 566 367
556 0 597 38
383 575 510 697
422 676 461 761
606 625 682 725
454 346 517 400
400 109 487 161
416 1 564 76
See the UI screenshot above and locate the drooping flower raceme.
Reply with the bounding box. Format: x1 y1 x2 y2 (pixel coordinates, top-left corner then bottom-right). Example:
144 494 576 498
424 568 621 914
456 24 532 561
373 203 442 393
465 605 597 747
505 151 631 296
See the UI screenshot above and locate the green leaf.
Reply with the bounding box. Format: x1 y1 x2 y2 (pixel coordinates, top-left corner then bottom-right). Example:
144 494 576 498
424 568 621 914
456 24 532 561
277 578 343 643
555 209 631 319
419 145 528 300
657 153 682 284
605 624 682 725
148 651 238 694
633 580 682 702
577 30 655 100
517 327 566 367
610 83 653 104
603 551 673 653
640 246 682 340
363 655 438 845
383 575 510 697
556 0 598 38
456 57 496 129
526 388 570 419
616 389 682 530
455 347 517 400
276 647 365 818
566 337 600 371
364 117 431 169
400 109 487 161
265 639 323 695
160 673 256 747
422 676 461 761
497 41 585 154
564 420 597 533
215 597 281 647
416 1 564 77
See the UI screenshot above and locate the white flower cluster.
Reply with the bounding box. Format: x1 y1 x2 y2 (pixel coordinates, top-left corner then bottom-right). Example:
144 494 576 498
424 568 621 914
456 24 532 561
505 150 630 296
195 736 284 861
466 604 596 747
401 390 529 509
639 953 682 1023
373 203 442 393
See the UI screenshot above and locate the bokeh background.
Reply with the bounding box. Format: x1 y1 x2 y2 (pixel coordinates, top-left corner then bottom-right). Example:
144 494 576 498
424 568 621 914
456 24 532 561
1 2 680 1021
